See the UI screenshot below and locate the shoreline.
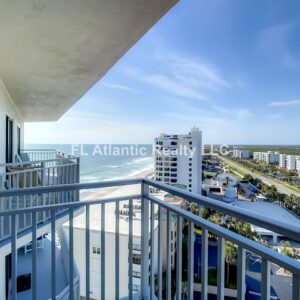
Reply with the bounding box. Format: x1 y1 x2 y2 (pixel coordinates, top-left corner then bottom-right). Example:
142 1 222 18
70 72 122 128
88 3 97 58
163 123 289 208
80 167 154 200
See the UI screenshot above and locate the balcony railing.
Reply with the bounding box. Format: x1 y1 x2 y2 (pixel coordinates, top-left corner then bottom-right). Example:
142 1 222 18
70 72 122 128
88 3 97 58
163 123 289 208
0 149 80 243
0 179 300 300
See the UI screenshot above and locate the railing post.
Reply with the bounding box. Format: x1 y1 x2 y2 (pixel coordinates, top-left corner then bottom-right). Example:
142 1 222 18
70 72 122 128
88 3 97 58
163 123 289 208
141 181 150 300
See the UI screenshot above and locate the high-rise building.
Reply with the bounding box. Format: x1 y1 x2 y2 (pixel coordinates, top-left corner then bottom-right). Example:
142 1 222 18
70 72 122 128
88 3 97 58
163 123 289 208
154 127 202 194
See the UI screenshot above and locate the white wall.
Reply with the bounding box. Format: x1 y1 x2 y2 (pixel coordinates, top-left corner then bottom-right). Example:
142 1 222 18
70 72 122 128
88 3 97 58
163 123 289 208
0 78 24 165
71 225 159 300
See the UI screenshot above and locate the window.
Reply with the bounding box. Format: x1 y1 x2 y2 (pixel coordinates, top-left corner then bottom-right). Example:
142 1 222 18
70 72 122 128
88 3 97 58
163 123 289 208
132 271 141 278
6 116 13 164
132 244 141 251
132 284 141 292
17 126 21 155
189 168 192 172
92 246 100 255
189 179 192 182
132 253 141 265
189 184 192 188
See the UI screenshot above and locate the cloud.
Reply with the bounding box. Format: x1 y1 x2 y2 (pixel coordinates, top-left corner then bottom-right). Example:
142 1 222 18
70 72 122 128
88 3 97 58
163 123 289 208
269 99 300 107
101 83 141 93
123 52 230 101
257 21 300 71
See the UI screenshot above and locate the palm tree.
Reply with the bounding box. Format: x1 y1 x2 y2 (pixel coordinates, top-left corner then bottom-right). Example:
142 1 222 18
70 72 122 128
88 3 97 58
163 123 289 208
224 241 237 285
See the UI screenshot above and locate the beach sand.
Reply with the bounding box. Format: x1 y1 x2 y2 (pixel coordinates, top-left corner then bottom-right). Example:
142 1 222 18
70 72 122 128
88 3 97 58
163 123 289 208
80 168 154 200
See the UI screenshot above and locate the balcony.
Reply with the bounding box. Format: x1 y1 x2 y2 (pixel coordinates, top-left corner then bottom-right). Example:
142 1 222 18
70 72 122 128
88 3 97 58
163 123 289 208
0 149 80 244
1 179 300 300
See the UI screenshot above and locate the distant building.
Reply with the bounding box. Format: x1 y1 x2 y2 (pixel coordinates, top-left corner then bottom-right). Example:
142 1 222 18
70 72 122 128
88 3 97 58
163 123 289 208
280 154 300 171
279 154 287 168
296 158 300 172
253 151 279 164
233 149 251 159
154 127 202 194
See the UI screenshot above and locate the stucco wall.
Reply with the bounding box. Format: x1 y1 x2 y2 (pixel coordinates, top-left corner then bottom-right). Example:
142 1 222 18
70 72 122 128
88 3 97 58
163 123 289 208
0 78 24 166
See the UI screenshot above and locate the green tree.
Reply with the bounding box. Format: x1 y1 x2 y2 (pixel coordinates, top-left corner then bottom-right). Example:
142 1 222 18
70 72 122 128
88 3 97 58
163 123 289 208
225 241 237 285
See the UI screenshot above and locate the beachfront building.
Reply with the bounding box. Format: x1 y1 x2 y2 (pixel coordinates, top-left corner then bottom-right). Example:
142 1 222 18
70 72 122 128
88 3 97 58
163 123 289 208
253 151 280 164
233 149 251 159
154 127 202 194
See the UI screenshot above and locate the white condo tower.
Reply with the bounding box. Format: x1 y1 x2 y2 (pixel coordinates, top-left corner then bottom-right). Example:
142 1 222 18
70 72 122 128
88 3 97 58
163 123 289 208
154 127 202 194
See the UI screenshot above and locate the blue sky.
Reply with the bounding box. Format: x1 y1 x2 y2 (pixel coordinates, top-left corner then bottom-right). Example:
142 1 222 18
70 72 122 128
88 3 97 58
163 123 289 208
26 0 300 145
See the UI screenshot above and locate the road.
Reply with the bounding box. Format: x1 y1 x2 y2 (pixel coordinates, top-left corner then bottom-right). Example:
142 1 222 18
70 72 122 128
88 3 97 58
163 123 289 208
218 155 300 197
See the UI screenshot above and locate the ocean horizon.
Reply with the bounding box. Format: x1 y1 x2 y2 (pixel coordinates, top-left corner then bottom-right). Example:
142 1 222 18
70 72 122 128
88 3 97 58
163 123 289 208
25 144 154 183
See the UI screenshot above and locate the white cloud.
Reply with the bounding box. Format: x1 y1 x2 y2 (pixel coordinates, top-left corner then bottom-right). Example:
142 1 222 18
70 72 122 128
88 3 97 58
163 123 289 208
101 83 141 93
123 52 230 101
257 21 300 71
269 99 300 107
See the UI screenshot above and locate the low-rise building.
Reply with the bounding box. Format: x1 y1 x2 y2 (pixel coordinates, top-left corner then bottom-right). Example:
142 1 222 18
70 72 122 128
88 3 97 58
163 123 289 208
279 154 300 171
253 151 280 164
233 149 251 159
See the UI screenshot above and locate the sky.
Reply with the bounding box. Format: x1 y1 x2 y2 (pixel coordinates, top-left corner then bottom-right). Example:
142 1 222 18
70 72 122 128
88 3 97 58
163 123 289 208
25 0 300 145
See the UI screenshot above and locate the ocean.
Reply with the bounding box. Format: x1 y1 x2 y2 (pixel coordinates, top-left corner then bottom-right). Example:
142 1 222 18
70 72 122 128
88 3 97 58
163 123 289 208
25 144 154 183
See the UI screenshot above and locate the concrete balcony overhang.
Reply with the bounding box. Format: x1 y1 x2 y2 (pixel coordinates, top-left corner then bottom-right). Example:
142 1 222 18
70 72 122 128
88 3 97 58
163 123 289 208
0 0 178 121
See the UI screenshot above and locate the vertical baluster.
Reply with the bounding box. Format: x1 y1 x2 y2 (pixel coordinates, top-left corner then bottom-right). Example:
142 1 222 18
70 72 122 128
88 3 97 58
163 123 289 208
166 210 172 300
293 274 300 300
32 211 37 300
115 201 120 300
16 173 20 230
128 199 133 300
86 205 90 300
51 210 56 300
101 203 106 300
261 259 270 300
188 221 194 300
150 202 155 300
237 247 246 300
23 173 26 227
158 207 163 300
11 214 17 300
217 237 225 300
201 229 208 300
141 183 150 299
69 208 74 299
47 166 50 185
176 216 182 300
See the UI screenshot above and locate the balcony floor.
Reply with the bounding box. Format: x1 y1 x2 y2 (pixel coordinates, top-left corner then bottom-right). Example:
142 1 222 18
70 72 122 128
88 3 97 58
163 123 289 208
16 236 68 300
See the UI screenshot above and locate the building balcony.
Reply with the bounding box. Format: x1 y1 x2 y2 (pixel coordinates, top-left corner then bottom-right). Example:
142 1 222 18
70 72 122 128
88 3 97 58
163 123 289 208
1 179 300 300
0 149 80 244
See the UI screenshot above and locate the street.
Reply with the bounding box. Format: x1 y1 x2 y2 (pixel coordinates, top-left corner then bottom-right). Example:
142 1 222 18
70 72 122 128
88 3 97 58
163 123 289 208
218 155 300 197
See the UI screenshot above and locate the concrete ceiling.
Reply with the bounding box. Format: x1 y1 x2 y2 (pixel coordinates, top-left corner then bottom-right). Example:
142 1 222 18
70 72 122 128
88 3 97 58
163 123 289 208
0 0 178 122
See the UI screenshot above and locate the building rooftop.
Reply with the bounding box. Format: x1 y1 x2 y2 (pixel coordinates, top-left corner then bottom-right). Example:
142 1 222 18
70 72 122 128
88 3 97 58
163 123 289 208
67 184 158 237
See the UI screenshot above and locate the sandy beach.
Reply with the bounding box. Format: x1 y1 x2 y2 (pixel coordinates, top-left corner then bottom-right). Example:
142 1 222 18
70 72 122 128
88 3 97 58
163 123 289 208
80 167 154 200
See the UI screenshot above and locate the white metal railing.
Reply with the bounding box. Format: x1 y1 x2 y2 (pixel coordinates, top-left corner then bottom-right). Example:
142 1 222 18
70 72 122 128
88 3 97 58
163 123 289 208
1 149 80 190
0 150 80 243
0 179 299 300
